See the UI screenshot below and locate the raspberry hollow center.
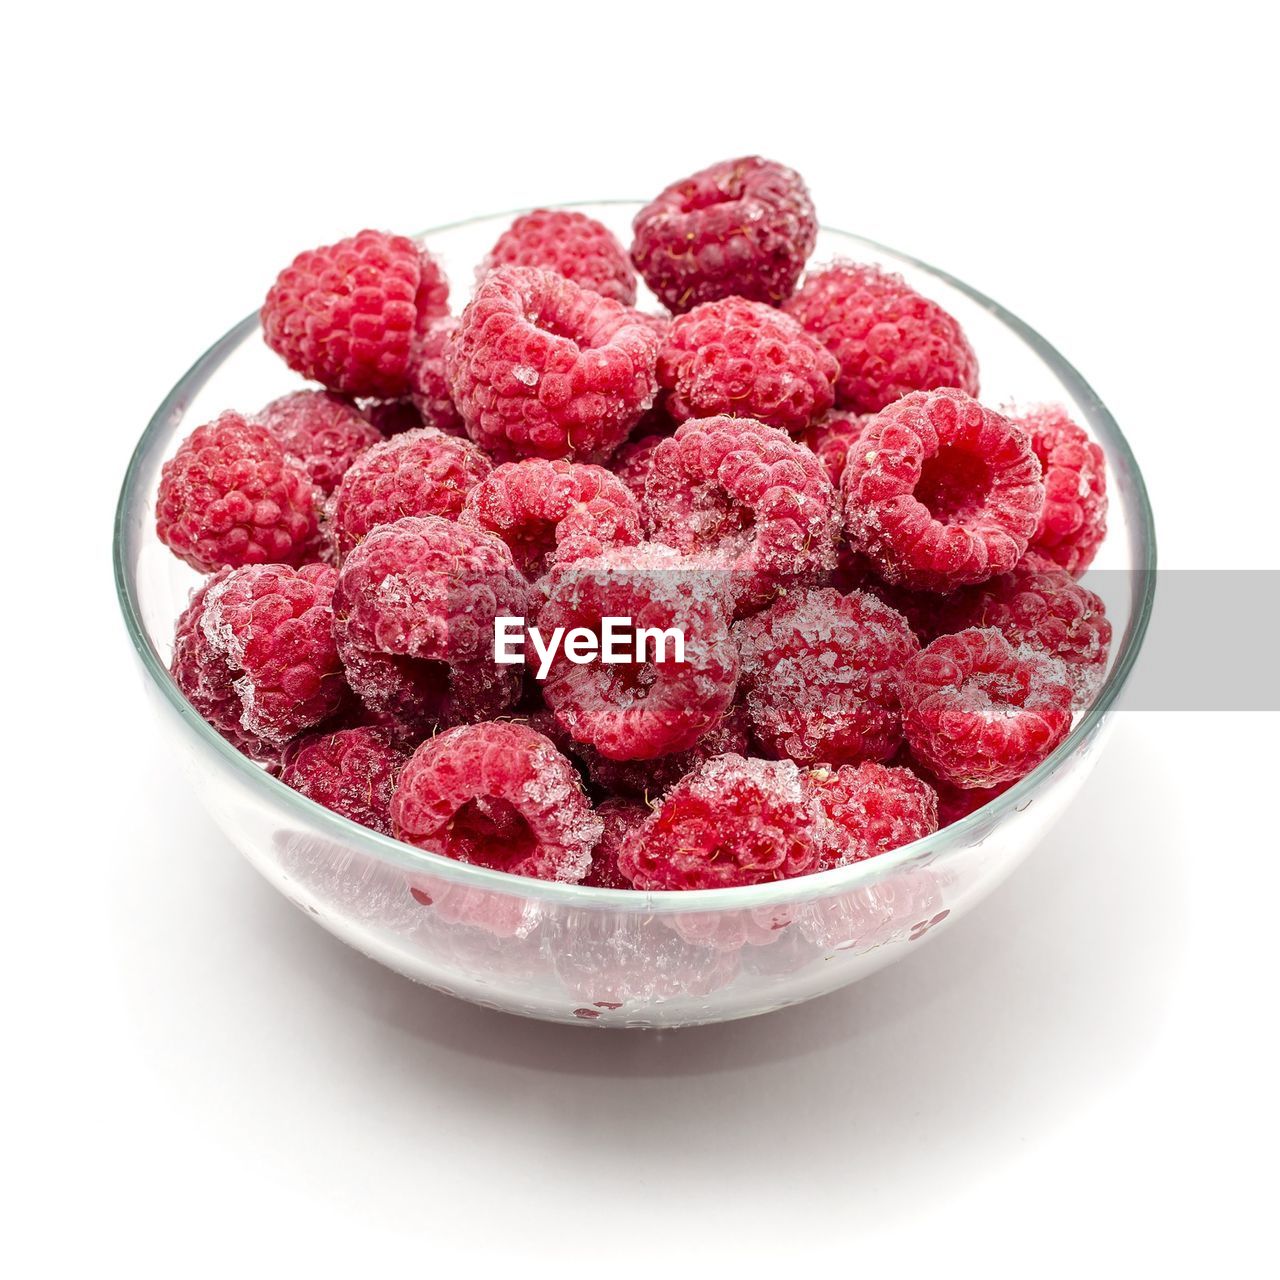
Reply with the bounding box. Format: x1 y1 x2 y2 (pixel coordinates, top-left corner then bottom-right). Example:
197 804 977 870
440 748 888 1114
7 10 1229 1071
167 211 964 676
448 797 537 870
916 444 994 524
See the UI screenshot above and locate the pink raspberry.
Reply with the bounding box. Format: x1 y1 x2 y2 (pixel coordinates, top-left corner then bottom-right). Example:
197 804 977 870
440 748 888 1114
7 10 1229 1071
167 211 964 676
910 759 1011 828
156 413 320 573
333 516 529 737
645 416 840 615
254 390 381 496
261 229 449 397
539 543 740 761
482 209 637 306
583 798 645 889
657 297 838 434
899 628 1074 788
408 315 466 435
631 156 817 312
617 755 826 890
842 389 1044 592
610 433 665 504
801 410 872 487
929 553 1112 706
445 266 659 462
280 727 408 836
785 261 979 413
803 762 938 869
734 588 919 766
1012 403 1109 575
329 427 492 561
392 722 602 882
459 458 643 580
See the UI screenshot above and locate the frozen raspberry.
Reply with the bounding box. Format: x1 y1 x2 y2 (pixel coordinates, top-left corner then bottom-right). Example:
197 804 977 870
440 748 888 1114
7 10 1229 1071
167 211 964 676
254 390 381 497
460 458 643 580
445 266 659 462
539 543 739 761
843 389 1044 592
334 516 528 737
1011 404 1109 575
360 399 423 436
631 156 816 312
392 722 602 882
408 315 466 435
657 297 838 434
280 727 408 836
734 588 919 766
645 416 840 615
803 762 938 869
156 413 320 573
330 427 492 561
261 229 448 397
914 762 1011 828
610 433 665 504
583 798 645 889
799 867 946 952
785 262 979 413
482 209 637 306
801 410 871 487
618 755 826 890
929 554 1111 706
900 628 1074 788
665 902 795 953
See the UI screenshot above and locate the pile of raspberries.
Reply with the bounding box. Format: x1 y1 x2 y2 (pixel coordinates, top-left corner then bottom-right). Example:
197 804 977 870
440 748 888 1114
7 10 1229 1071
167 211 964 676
157 156 1111 894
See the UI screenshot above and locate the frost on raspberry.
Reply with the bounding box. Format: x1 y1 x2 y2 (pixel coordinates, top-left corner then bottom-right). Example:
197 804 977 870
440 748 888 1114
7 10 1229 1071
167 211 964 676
657 297 838 434
539 543 739 761
801 410 872 487
445 265 659 462
734 588 919 766
610 433 666 505
630 156 817 313
899 628 1074 788
254 390 381 496
785 261 979 413
482 209 637 306
842 389 1044 592
583 798 645 889
392 722 602 882
329 427 492 561
645 416 840 615
803 762 938 870
261 229 449 397
617 755 827 890
156 412 321 574
459 458 643 580
333 516 529 738
408 315 467 436
280 727 408 836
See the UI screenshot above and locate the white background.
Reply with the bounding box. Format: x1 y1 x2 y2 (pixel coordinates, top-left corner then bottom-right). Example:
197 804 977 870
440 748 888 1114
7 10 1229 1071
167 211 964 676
4 3 1277 1274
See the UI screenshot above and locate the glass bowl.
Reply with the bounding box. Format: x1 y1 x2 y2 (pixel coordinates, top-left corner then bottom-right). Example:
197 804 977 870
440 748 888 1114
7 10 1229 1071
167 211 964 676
113 203 1156 1028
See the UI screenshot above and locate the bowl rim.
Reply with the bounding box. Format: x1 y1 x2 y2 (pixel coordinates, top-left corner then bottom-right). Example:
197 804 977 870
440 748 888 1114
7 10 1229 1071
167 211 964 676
113 201 1157 913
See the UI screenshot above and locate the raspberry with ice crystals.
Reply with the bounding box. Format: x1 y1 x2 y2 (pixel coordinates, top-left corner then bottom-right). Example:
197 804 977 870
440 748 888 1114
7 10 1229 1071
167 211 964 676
802 762 938 869
254 390 381 496
281 727 408 836
482 209 637 306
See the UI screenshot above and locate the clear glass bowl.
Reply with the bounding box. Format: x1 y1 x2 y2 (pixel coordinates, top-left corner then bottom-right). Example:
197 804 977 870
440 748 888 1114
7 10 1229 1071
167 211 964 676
113 203 1156 1028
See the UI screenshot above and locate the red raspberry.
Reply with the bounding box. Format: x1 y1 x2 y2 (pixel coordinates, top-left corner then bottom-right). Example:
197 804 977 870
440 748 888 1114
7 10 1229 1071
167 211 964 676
254 390 381 497
929 554 1112 706
734 588 919 766
630 156 817 313
392 722 602 882
445 266 659 463
645 416 840 615
610 433 665 503
459 458 643 580
539 543 740 761
843 389 1044 592
910 760 1010 828
330 427 492 561
899 628 1074 788
617 755 826 890
657 297 838 434
280 727 408 836
360 398 424 436
409 315 466 435
583 798 645 889
482 209 637 306
803 762 938 869
333 516 529 737
785 261 979 413
261 229 449 397
1012 404 1109 575
156 413 320 573
801 410 871 487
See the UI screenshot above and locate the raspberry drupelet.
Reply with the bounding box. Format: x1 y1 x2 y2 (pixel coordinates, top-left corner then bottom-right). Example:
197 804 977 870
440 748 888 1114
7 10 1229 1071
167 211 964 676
630 156 817 313
583 798 646 889
842 388 1044 592
734 587 920 766
785 261 979 413
801 409 872 487
333 516 529 739
254 390 381 497
610 433 666 504
482 209 637 306
280 727 409 836
899 628 1074 788
392 722 602 882
445 266 660 462
408 315 467 436
156 412 320 574
803 762 939 869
